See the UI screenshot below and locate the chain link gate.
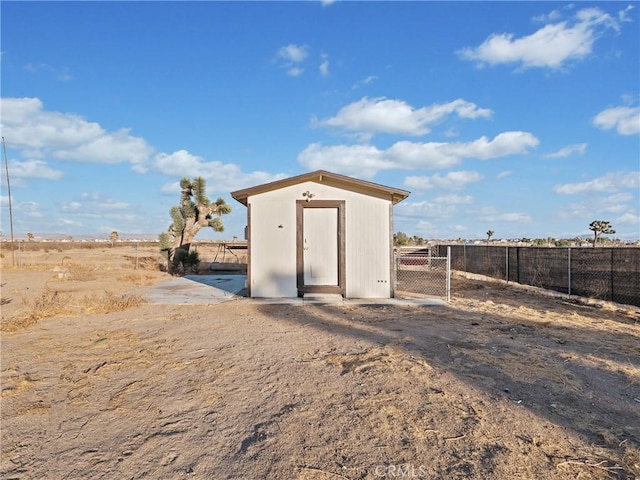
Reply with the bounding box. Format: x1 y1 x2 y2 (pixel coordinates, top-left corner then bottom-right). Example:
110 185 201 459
395 247 450 302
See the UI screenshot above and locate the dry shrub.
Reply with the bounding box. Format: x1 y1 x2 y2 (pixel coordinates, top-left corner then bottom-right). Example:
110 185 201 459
24 288 72 320
80 291 146 314
116 273 158 285
2 289 146 332
65 262 97 281
622 444 640 478
123 255 163 270
2 288 72 332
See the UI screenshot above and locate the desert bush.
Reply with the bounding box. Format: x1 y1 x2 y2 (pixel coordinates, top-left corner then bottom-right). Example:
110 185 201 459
80 291 146 314
171 249 200 274
2 288 72 332
116 273 158 285
24 288 71 320
65 262 97 281
174 249 200 267
123 255 163 270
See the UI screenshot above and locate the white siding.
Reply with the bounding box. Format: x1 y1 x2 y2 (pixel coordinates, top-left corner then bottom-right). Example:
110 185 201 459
248 198 297 297
345 195 391 298
248 181 393 298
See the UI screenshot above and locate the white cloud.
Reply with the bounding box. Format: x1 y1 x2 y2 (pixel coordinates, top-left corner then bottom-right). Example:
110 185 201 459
395 200 458 221
498 212 532 222
497 170 512 179
616 212 640 225
404 171 483 191
60 201 83 212
1 97 154 171
0 97 284 195
277 44 309 76
54 129 153 171
473 206 532 223
299 132 538 178
618 4 635 23
297 143 391 178
458 6 623 70
17 200 44 219
287 66 304 77
532 9 563 23
544 143 588 158
563 193 637 222
432 194 474 204
154 149 287 193
24 62 72 81
9 159 63 180
56 218 82 227
60 195 130 214
318 97 493 137
277 44 309 63
441 131 539 160
319 53 330 77
352 75 378 90
384 141 462 169
593 105 640 135
554 171 640 194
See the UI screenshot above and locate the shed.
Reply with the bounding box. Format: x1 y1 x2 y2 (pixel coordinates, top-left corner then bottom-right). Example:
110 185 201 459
231 170 410 299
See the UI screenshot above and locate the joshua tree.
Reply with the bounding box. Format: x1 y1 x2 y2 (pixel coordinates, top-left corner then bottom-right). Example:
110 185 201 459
159 177 231 272
589 220 615 247
109 231 119 247
486 230 495 242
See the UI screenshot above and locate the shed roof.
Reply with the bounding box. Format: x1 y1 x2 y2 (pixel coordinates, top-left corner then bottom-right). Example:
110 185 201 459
231 170 410 206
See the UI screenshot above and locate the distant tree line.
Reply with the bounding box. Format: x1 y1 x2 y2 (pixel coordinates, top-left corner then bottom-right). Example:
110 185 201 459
394 220 624 248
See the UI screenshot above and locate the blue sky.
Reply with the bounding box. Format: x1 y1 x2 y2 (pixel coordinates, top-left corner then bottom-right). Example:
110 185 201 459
1 1 639 241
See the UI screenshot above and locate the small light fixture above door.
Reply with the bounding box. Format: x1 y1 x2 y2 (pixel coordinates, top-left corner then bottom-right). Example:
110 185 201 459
302 190 315 202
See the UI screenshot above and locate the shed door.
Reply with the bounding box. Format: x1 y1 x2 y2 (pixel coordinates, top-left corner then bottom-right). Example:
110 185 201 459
297 200 345 296
303 208 338 285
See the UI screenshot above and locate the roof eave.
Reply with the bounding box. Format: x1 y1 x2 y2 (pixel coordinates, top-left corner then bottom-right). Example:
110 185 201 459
230 170 410 206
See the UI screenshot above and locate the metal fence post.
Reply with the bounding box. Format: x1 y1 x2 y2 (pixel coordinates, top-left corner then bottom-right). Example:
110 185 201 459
447 246 451 302
505 246 509 283
463 243 467 273
610 248 614 302
567 247 571 296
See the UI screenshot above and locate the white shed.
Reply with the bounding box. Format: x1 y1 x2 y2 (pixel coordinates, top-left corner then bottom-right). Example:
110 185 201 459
231 170 410 299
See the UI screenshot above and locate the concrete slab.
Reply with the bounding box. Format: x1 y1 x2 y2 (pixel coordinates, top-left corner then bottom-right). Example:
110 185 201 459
253 297 447 306
144 274 446 307
145 275 246 305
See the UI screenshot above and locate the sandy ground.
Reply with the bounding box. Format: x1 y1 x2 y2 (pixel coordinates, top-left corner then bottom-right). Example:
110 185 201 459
1 244 639 479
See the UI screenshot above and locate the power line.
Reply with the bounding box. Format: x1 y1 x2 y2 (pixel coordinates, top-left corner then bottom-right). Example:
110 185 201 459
2 136 15 266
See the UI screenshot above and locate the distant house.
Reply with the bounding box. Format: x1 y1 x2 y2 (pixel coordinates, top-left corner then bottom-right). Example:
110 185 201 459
231 170 410 298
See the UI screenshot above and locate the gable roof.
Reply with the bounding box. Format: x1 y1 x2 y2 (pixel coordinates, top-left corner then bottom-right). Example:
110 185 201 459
231 170 410 206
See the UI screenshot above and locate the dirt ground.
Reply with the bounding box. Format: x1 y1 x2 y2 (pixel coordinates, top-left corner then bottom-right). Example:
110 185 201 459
1 244 639 479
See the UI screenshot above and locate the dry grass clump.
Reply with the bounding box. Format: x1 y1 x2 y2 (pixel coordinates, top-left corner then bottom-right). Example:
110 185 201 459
116 273 158 285
79 291 147 314
1 288 72 332
24 288 72 320
622 445 640 478
1 281 10 306
123 255 163 270
65 262 97 281
1 289 147 332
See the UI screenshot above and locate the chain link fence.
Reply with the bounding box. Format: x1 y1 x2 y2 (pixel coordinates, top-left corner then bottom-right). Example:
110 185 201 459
434 245 640 307
395 247 450 301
